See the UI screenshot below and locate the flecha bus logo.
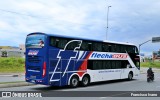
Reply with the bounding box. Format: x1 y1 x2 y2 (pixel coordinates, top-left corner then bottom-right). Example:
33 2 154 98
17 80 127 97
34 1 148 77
112 54 128 58
50 40 82 82
90 53 128 59
28 50 39 55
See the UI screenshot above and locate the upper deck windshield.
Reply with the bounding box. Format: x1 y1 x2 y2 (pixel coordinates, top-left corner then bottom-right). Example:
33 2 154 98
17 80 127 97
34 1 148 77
26 34 45 48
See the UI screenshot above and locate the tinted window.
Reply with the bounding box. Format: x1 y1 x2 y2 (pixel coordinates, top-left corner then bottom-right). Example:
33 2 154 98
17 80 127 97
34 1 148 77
87 60 129 70
80 41 89 51
102 43 109 52
92 42 102 51
50 37 57 47
66 41 81 50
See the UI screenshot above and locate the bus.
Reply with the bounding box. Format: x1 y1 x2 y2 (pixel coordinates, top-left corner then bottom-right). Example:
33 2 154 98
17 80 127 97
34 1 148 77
25 32 140 87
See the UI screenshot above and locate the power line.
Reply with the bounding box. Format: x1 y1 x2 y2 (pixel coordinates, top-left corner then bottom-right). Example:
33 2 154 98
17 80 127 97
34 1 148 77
0 8 99 26
0 9 37 18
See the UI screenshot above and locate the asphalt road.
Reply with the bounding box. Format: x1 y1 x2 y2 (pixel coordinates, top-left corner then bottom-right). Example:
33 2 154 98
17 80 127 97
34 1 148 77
0 76 24 83
0 72 160 100
0 68 160 100
0 73 160 91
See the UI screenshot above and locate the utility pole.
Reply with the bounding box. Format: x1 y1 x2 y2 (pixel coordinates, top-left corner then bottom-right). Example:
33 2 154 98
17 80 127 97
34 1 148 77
106 6 111 40
139 40 151 54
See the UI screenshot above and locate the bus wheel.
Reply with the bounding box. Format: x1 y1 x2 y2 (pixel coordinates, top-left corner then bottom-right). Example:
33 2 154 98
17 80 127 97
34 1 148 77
81 75 90 87
70 76 79 88
128 72 133 81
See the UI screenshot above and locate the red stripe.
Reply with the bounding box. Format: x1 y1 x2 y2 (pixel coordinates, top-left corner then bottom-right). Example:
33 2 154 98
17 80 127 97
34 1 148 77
77 51 93 77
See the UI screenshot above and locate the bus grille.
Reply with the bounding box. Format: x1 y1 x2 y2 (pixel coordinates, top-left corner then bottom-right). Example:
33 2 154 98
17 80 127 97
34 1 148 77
28 56 40 63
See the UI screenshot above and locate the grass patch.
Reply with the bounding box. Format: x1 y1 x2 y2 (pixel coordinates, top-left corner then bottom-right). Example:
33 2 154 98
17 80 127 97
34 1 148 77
140 61 160 68
0 57 25 73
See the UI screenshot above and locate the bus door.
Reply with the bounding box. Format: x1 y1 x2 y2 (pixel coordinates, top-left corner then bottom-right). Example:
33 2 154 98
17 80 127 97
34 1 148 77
134 60 140 76
127 53 140 77
120 60 131 79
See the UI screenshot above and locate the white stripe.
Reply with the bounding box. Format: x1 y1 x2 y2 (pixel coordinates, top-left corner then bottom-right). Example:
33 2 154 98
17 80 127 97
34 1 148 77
49 72 62 74
49 71 86 74
50 79 60 82
81 51 87 59
28 70 40 72
77 51 84 61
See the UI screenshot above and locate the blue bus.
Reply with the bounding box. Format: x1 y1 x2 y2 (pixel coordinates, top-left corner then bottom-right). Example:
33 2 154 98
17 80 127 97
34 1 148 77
25 32 140 87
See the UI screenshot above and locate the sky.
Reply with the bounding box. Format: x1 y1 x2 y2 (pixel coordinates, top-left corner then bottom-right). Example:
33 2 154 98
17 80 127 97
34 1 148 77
0 0 160 56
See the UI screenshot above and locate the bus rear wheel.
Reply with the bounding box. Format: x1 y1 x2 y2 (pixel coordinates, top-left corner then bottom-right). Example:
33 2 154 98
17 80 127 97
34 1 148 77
70 76 79 88
81 75 90 87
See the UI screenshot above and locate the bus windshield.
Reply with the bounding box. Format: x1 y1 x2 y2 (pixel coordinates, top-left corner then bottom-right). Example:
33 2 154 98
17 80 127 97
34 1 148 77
26 34 45 48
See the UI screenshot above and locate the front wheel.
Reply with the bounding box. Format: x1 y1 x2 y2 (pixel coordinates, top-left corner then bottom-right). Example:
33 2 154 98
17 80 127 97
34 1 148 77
70 76 79 88
128 73 133 81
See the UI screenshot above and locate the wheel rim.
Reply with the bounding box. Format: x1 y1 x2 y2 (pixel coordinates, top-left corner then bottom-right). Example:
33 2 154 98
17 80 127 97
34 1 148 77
83 77 88 85
129 74 132 80
72 78 78 87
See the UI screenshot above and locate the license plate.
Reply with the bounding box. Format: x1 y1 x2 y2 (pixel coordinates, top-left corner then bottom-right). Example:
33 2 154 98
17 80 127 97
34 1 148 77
30 75 36 79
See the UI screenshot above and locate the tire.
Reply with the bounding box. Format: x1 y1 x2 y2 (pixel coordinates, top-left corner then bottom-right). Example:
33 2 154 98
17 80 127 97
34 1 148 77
81 76 90 87
70 76 79 88
128 73 133 81
147 78 150 82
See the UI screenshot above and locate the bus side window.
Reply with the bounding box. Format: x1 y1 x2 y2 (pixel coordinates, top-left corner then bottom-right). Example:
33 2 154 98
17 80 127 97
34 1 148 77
112 44 117 52
87 60 93 70
80 41 88 51
108 45 112 52
116 45 121 53
111 61 116 69
88 42 92 51
116 61 121 69
66 40 80 50
92 42 102 51
135 46 139 54
57 38 68 49
121 60 129 68
102 43 109 52
50 37 59 47
55 39 59 47
127 46 134 53
103 61 111 69
121 45 126 53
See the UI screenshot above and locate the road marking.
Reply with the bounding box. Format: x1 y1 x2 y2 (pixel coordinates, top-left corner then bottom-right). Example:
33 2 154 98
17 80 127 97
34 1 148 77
99 97 107 99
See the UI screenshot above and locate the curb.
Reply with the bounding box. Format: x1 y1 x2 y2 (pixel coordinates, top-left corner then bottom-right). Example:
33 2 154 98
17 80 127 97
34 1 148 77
0 74 24 77
0 82 35 88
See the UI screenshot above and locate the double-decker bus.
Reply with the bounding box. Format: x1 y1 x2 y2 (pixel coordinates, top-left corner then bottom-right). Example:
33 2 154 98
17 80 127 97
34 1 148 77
25 32 140 87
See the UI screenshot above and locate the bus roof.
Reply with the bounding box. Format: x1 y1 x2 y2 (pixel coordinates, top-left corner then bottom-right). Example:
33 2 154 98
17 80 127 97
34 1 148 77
28 32 136 46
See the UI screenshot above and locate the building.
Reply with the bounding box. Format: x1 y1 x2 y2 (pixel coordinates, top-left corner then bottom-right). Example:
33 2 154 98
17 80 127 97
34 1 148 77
19 44 25 51
140 53 145 62
0 45 25 58
153 49 160 61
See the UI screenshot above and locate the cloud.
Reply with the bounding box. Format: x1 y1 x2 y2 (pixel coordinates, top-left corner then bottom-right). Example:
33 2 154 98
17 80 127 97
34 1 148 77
0 0 160 55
